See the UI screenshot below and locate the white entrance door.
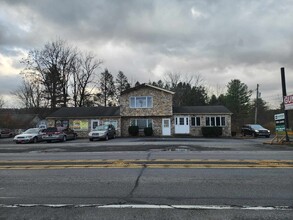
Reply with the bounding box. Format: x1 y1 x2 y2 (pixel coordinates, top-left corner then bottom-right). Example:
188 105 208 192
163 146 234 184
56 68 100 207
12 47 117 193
174 116 190 134
91 120 100 130
162 118 171 136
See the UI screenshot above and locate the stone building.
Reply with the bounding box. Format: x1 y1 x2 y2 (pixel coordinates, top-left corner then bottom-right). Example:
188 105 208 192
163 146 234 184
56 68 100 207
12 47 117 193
46 84 232 137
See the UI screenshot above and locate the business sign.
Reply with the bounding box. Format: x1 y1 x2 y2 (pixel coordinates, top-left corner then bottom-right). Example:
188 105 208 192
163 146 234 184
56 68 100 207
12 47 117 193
72 120 88 130
274 113 285 132
284 94 293 110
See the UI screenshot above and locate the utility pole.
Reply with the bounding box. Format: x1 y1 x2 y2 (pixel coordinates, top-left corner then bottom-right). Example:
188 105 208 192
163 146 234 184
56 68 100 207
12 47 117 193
254 84 259 124
281 67 289 142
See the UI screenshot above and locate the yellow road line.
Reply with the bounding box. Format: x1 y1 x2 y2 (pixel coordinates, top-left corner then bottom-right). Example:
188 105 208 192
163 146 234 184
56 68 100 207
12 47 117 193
0 159 292 170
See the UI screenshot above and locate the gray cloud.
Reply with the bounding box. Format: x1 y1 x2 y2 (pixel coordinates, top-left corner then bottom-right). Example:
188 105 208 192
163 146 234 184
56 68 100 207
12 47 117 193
0 0 293 108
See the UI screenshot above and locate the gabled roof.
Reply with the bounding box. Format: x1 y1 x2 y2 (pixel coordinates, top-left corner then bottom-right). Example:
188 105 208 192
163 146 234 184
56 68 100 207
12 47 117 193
121 83 175 95
173 106 232 114
47 107 120 118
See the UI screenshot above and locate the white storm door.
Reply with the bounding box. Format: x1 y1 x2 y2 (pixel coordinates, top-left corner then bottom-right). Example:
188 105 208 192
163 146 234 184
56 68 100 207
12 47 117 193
174 116 190 134
162 118 171 136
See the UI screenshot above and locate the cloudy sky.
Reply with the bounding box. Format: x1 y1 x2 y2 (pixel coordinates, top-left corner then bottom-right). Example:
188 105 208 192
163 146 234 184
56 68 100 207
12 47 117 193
0 0 293 108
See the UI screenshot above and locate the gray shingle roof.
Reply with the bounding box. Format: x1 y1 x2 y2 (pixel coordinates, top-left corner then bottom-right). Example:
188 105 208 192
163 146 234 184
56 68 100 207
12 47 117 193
48 107 120 118
173 106 232 114
121 83 175 95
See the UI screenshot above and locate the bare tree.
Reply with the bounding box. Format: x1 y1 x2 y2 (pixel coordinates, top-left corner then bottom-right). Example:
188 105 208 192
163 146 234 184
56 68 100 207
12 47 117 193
12 77 44 108
0 95 4 108
164 72 182 90
21 39 78 108
71 52 102 107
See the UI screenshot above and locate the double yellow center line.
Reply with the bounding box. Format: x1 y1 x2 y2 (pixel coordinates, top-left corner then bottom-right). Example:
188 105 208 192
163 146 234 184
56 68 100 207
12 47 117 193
0 159 293 169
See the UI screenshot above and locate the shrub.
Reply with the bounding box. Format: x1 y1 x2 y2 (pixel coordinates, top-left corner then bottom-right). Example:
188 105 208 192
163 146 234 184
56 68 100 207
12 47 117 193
128 126 139 136
144 127 153 136
202 127 222 137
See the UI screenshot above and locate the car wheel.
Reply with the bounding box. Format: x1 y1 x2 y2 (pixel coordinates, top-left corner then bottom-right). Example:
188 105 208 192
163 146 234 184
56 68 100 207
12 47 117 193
105 135 109 141
113 133 116 139
33 137 38 143
89 138 93 141
253 132 258 137
73 134 77 140
47 140 51 143
266 135 270 138
63 136 67 142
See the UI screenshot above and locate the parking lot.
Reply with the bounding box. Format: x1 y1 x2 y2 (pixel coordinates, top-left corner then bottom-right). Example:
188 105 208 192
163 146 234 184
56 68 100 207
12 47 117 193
0 135 292 153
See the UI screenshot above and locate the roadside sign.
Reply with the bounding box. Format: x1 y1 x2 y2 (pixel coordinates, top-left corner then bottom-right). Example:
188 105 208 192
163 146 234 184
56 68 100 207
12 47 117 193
274 113 285 132
284 94 293 110
274 113 285 120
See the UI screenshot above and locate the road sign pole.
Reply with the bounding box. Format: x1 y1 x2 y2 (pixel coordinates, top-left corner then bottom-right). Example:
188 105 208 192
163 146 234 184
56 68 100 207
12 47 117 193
281 67 289 142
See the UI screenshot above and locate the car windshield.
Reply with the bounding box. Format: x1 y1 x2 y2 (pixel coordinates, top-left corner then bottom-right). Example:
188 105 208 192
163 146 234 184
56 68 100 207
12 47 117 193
93 125 108 131
250 124 265 130
23 128 40 134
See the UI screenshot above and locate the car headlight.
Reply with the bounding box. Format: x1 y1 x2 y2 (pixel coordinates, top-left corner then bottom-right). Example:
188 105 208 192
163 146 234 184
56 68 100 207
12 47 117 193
255 130 259 133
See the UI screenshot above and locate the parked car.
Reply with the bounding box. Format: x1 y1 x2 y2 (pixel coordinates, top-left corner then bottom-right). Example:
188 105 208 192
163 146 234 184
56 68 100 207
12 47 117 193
13 128 45 144
88 124 116 141
42 127 77 143
0 128 15 138
241 124 270 138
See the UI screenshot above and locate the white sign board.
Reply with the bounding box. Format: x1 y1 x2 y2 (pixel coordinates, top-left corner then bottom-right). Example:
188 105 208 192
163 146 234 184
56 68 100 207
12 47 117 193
284 94 293 110
274 113 285 121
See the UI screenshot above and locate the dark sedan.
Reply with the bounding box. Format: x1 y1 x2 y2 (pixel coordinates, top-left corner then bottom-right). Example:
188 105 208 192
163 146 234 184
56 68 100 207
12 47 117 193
241 124 270 138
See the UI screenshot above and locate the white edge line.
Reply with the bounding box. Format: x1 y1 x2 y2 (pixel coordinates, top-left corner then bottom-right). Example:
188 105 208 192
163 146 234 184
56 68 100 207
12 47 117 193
0 204 292 210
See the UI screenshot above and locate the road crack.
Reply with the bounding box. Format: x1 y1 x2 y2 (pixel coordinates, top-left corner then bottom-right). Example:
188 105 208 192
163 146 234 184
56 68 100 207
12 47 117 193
127 152 151 197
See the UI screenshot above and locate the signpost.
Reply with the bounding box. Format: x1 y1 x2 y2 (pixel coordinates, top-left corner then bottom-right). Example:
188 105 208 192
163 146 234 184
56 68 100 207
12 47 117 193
274 113 285 132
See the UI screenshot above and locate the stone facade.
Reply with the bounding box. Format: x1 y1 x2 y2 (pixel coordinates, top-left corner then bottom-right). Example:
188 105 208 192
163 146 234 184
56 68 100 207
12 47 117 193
187 114 232 136
120 85 174 137
120 87 173 117
47 117 121 138
121 117 172 136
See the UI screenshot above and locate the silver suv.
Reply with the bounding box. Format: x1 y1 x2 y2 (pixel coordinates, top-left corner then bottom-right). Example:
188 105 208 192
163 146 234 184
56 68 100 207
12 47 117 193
88 124 116 141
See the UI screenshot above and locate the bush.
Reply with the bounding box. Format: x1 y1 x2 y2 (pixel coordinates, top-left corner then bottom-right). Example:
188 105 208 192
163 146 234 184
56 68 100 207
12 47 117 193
144 127 153 136
202 127 222 137
128 126 139 136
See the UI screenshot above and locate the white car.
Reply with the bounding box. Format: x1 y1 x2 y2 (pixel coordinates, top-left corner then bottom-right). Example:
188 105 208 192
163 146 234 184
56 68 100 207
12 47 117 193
13 128 44 144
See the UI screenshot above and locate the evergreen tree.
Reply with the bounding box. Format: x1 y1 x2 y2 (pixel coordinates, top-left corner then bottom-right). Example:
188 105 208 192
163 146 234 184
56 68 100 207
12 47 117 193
99 69 116 106
225 79 252 131
209 94 218 105
115 71 130 97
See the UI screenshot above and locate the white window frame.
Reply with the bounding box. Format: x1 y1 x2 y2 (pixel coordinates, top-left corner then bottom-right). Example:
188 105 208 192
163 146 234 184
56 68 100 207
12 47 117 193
191 116 201 127
129 96 153 108
205 116 226 127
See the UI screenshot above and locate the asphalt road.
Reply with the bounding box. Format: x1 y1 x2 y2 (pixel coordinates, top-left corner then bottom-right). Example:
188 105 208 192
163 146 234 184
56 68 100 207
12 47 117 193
0 137 293 219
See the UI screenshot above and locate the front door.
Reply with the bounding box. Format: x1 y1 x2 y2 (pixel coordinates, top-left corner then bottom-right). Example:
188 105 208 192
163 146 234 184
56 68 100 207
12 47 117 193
174 116 190 134
162 118 171 136
91 120 100 130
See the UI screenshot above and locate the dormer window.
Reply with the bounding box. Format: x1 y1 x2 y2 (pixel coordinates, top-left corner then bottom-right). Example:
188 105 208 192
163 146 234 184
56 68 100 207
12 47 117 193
130 96 153 108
